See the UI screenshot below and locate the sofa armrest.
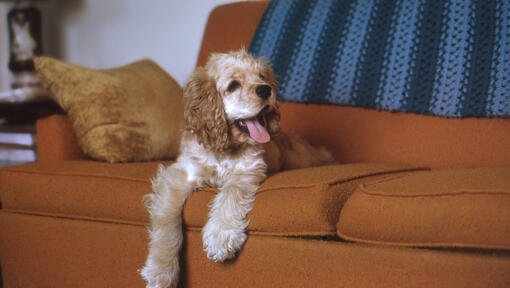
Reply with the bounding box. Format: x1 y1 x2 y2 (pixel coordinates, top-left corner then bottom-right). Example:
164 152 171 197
36 115 86 162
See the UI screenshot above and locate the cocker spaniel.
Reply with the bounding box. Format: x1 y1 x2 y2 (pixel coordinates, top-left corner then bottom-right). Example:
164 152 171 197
141 49 334 288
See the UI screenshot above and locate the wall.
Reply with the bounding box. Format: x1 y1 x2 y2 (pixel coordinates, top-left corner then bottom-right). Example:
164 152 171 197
55 0 239 86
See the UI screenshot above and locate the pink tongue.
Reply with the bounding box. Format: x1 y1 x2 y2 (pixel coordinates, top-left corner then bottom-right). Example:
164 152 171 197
245 119 270 143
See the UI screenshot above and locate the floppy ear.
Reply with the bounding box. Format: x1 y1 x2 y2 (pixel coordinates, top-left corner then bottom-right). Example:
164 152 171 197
184 67 229 151
259 59 281 136
266 104 281 136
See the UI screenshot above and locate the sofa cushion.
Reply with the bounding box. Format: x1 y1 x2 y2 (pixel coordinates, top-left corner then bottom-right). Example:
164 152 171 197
34 57 185 163
184 164 423 236
337 167 510 250
0 160 168 225
279 102 510 169
0 160 420 236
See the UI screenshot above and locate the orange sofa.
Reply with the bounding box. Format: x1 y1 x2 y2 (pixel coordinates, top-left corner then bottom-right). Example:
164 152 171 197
1 2 510 287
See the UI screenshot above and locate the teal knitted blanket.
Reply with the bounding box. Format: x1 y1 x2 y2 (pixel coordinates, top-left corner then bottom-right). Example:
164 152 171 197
249 0 510 118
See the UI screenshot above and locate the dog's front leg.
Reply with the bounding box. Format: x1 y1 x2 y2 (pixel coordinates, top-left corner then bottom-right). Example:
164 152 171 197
140 160 198 288
202 172 264 262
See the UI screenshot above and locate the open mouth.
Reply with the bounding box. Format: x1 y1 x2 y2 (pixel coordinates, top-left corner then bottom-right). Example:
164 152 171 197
235 105 270 143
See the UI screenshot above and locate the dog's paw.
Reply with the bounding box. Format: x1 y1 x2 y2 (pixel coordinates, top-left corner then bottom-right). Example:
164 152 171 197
139 257 179 288
202 221 247 262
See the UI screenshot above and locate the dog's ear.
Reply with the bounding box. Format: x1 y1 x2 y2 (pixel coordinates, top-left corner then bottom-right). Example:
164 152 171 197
260 59 281 136
266 104 281 136
184 67 229 151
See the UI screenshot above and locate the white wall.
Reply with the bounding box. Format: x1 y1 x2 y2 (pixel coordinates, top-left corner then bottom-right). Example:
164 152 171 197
55 0 240 86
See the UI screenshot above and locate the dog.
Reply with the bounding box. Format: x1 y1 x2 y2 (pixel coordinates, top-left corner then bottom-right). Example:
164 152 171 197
140 49 334 288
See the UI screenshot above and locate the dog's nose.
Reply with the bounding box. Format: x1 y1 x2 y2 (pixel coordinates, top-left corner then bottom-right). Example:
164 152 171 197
255 85 272 99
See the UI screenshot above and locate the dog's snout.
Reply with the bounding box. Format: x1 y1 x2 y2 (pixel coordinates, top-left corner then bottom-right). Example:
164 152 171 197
255 85 271 99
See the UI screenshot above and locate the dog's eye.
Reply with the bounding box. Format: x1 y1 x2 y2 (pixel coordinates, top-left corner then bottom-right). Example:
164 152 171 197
259 74 265 80
227 80 240 92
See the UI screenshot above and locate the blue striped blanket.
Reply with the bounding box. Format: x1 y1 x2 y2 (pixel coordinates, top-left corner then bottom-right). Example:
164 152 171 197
249 0 510 118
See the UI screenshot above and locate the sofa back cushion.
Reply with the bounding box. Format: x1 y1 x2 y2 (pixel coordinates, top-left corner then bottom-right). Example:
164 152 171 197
197 1 510 168
196 2 267 67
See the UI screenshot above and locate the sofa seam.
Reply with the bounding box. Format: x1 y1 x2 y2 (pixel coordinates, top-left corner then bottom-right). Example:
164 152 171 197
256 167 428 195
191 168 427 195
357 183 510 198
1 209 338 238
1 208 147 227
1 167 427 194
336 230 510 251
1 168 150 184
326 167 427 187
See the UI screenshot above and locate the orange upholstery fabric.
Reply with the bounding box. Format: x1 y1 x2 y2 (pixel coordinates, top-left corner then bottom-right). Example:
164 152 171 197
279 102 510 169
1 212 508 288
184 164 423 236
36 115 85 161
0 212 148 288
196 2 267 67
337 167 510 250
0 160 419 236
182 228 510 288
0 161 167 225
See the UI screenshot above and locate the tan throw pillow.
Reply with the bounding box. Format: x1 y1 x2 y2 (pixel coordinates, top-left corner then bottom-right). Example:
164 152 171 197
34 57 184 163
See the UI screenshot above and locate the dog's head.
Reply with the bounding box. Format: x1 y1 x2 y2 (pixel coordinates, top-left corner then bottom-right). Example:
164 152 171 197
184 49 280 152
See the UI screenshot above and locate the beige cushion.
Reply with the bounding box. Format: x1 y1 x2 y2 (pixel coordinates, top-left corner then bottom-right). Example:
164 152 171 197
337 167 510 250
34 57 184 163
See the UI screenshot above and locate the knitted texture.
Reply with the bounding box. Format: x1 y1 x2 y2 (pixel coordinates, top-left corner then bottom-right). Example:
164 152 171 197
249 0 510 118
